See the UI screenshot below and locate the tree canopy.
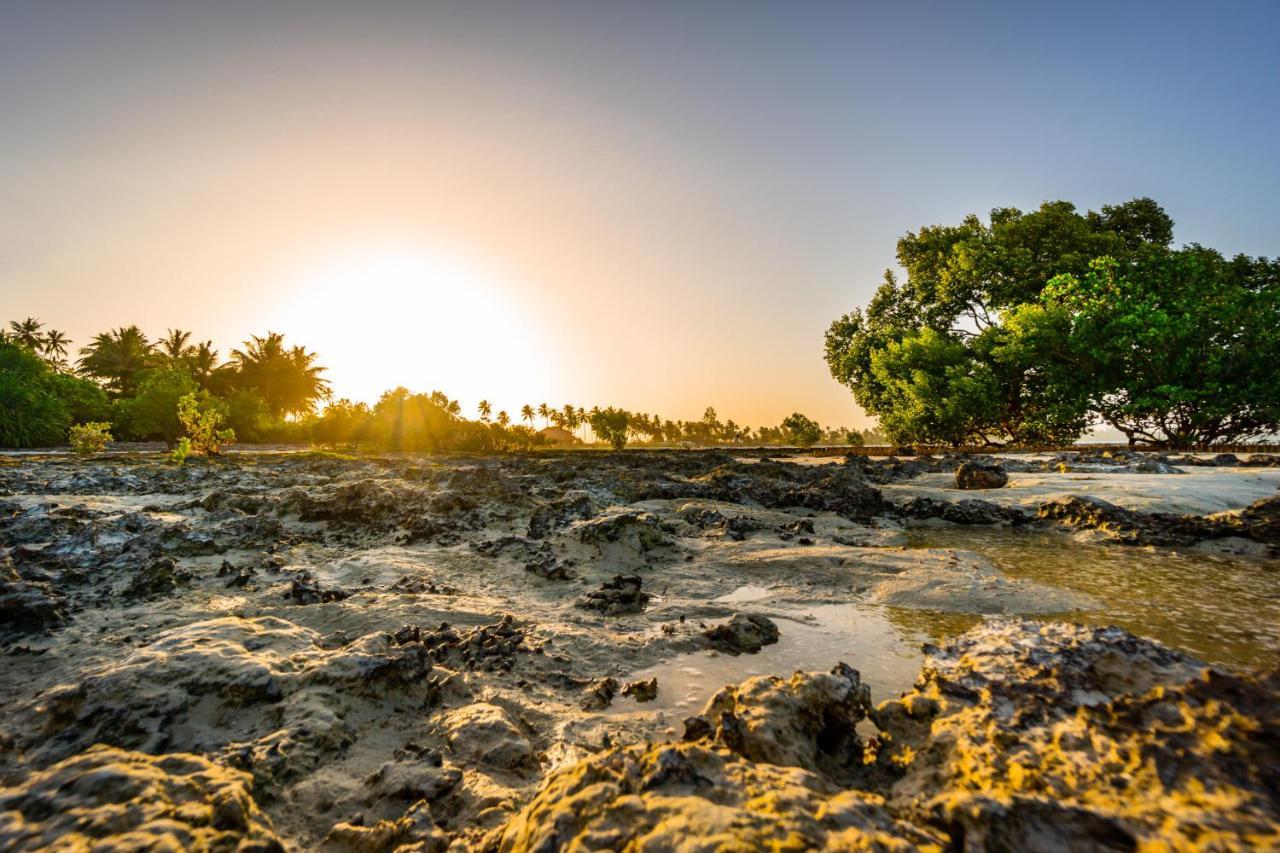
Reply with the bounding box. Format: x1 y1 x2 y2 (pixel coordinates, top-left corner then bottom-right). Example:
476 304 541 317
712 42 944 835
826 198 1280 448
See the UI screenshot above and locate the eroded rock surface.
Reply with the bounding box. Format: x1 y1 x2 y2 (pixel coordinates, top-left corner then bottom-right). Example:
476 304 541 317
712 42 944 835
0 449 1274 849
0 745 283 851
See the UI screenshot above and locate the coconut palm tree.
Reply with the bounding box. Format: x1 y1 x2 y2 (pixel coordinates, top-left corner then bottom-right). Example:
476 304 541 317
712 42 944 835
496 410 511 427
8 318 44 351
40 329 71 369
521 405 535 426
478 399 492 422
158 328 193 362
228 332 330 418
78 325 154 396
537 403 551 429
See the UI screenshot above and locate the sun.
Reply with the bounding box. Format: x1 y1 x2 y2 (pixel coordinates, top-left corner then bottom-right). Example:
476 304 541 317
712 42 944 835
267 246 555 411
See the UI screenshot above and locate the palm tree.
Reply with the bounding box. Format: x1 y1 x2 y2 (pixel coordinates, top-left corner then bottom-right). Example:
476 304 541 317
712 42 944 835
158 329 193 362
560 404 578 432
40 329 71 369
496 410 511 427
186 341 220 389
521 404 535 426
78 325 154 396
537 403 551 429
478 399 492 422
228 332 330 418
8 318 44 351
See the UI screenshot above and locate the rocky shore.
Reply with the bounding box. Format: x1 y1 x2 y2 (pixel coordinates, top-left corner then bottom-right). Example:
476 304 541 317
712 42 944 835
0 449 1276 849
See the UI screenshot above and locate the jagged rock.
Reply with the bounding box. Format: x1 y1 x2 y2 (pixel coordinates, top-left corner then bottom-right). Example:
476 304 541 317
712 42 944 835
0 745 283 851
527 492 595 539
702 613 780 654
482 742 944 852
286 571 351 604
0 558 66 635
322 799 448 852
581 677 618 711
122 555 192 599
871 620 1280 850
683 662 871 784
441 703 535 772
393 616 537 673
621 677 658 702
955 460 1009 490
575 574 650 616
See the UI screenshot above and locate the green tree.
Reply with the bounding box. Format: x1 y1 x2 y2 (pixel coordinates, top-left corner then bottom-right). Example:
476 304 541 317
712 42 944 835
0 342 70 447
1042 250 1280 447
78 326 155 396
826 198 1175 445
779 412 823 447
478 399 492 422
869 329 1001 446
589 407 631 450
228 332 330 418
125 369 199 445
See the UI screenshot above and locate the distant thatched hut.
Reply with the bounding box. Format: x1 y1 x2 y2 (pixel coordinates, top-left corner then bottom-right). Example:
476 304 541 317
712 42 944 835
538 426 582 446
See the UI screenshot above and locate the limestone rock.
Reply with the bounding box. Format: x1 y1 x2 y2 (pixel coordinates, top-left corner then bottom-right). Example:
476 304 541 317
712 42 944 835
955 460 1009 490
702 613 780 654
0 745 282 851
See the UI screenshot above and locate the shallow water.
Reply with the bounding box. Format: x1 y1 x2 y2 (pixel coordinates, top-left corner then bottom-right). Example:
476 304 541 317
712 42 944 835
614 526 1279 718
904 526 1280 671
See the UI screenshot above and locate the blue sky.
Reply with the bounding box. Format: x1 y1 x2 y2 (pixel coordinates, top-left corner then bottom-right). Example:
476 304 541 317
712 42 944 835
1 1 1276 426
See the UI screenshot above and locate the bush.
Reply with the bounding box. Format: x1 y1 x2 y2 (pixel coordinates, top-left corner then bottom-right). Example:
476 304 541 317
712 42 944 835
126 369 198 445
69 422 113 455
0 342 71 448
172 393 235 463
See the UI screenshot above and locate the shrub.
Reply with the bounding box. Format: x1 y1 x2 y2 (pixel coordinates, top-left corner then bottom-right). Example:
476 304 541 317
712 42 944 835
172 393 235 463
126 369 198 444
69 422 113 455
0 342 72 448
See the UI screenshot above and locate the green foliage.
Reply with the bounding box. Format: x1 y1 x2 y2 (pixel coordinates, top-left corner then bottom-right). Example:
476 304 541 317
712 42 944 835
224 389 270 443
870 329 1001 446
228 332 330 418
125 369 198 444
312 399 372 446
46 373 110 424
780 412 822 447
1042 250 1280 446
589 407 631 450
365 388 459 451
825 198 1195 446
0 342 70 447
845 430 864 447
77 326 155 397
69 422 112 455
174 392 235 460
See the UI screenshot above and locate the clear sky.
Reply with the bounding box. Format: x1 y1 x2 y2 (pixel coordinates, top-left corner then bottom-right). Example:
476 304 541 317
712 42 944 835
1 1 1277 429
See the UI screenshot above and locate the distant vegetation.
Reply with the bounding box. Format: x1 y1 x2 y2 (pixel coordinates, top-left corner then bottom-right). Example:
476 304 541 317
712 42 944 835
826 198 1280 449
0 319 877 452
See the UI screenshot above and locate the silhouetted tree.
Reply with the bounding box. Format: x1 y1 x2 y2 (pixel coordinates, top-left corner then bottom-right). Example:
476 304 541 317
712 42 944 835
78 326 154 396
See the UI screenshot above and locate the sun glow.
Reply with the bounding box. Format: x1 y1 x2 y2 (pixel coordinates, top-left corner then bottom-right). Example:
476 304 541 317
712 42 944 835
266 247 557 411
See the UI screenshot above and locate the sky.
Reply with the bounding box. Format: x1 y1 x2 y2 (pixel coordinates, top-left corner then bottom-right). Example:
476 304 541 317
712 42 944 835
1 1 1277 429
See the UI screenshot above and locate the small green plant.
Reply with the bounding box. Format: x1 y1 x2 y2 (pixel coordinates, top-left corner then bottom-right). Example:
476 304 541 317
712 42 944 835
171 393 235 463
69 421 112 455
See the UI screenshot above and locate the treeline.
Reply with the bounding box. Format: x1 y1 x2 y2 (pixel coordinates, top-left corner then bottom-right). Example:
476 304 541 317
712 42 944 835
313 398 880 451
825 198 1280 449
0 321 327 448
0 319 880 451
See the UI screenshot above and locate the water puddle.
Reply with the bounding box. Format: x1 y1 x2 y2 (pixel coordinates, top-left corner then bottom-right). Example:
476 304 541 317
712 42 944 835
904 526 1280 671
617 527 1279 719
611 601 971 718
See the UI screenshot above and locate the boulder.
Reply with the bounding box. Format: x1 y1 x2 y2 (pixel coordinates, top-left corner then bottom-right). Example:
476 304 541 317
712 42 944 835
702 613 780 655
955 460 1009 490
